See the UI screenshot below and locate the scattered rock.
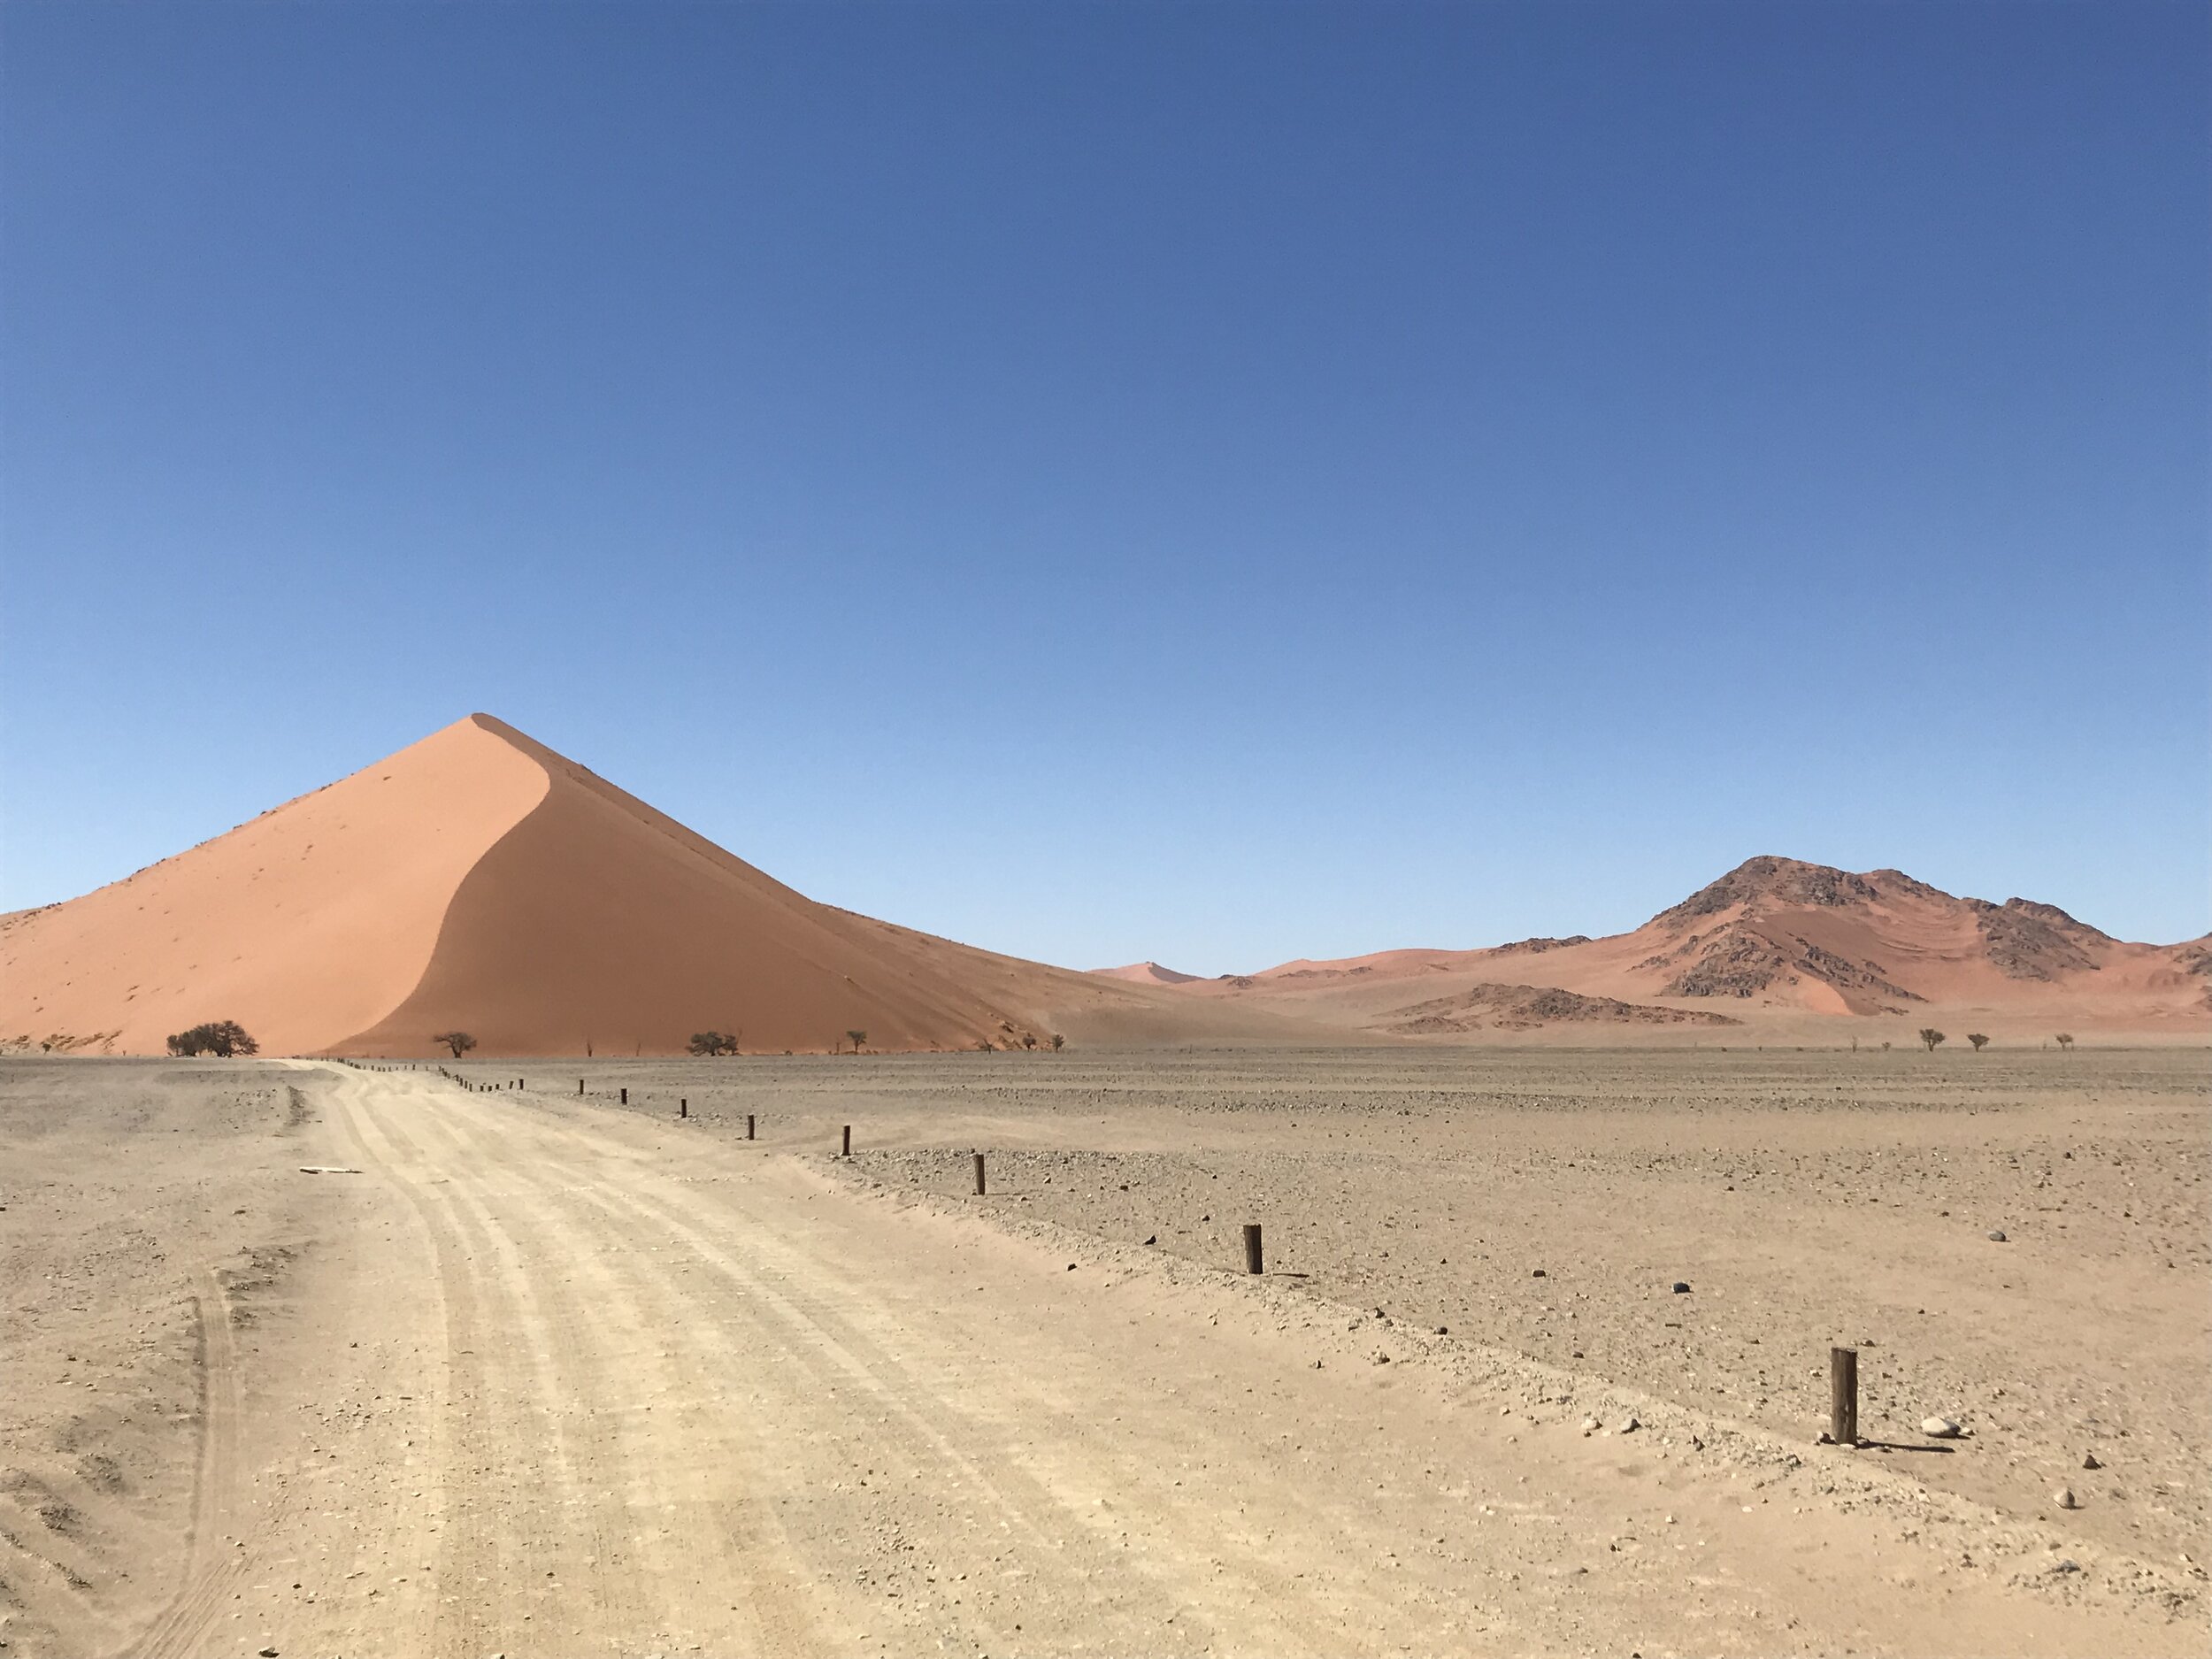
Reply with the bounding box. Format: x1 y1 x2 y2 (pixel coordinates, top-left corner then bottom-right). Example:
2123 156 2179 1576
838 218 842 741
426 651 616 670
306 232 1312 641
1671 1282 1691 1294
2082 1452 2102 1470
1985 1229 2007 1242
1432 1325 1448 1335
1142 1235 1157 1246
1921 1417 1962 1438
2054 1486 2079 1510
2053 1558 2081 1575
1616 1416 1640 1434
1580 1417 1601 1435
1532 1268 1547 1278
1371 1351 1391 1365
1065 1263 1076 1271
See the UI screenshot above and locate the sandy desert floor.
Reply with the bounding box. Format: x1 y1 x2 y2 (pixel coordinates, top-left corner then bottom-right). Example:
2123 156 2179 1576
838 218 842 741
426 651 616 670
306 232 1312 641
2 1048 2205 1656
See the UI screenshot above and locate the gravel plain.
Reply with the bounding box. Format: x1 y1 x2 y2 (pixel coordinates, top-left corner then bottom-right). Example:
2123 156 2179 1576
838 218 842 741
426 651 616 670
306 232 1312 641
503 1044 2212 1571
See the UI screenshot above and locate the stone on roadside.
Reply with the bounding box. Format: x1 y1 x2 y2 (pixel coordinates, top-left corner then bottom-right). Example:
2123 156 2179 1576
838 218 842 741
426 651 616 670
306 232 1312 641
2082 1452 2102 1470
1921 1417 1961 1438
2054 1486 2079 1509
1616 1416 1639 1433
1985 1229 2007 1241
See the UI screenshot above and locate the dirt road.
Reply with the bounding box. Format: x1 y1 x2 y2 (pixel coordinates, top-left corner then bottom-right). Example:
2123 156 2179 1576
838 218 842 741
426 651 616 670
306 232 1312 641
5 1060 2201 1655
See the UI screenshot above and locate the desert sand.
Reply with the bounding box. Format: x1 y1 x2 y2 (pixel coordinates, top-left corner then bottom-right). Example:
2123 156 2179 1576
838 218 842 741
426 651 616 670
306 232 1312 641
1128 856 2211 1045
4 1047 2205 1656
5 719 2202 1063
0 716 1302 1060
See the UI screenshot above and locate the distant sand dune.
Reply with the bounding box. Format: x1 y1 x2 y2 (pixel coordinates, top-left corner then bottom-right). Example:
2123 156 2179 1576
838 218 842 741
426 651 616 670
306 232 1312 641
1090 961 1203 985
1148 856 2208 1039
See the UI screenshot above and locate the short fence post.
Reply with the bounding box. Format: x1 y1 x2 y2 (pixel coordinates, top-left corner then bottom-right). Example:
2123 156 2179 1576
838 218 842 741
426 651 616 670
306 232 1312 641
1831 1347 1859 1446
747 1113 756 1141
973 1152 987 1195
841 1125 851 1157
578 1079 584 1096
1243 1224 1263 1276
619 1087 628 1106
680 1098 687 1118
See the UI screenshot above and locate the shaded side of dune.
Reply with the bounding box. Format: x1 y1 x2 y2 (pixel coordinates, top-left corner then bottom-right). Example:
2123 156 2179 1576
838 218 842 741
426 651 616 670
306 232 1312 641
334 735 1014 1056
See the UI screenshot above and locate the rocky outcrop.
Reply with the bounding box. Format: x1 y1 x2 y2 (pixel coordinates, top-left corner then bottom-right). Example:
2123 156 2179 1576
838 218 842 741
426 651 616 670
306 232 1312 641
1380 982 1739 1034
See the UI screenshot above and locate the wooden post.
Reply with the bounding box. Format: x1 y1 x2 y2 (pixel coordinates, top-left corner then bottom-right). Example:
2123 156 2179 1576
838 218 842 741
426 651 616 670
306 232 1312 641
619 1087 628 1106
578 1079 584 1096
841 1125 851 1157
1831 1347 1859 1446
973 1152 987 1195
747 1113 756 1140
680 1098 688 1118
1243 1224 1263 1276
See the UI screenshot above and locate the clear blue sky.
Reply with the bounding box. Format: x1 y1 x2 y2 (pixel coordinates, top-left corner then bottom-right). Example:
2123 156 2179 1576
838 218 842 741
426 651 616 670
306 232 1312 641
4 2 2205 972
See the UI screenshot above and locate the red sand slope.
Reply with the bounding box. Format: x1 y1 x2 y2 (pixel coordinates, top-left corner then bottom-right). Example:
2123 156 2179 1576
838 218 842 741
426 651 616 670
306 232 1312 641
1091 961 1204 986
1 716 1294 1057
1153 857 2209 1038
1 718 549 1056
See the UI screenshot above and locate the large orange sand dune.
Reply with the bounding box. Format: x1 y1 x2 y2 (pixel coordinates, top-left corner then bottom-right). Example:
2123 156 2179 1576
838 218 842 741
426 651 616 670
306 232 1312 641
1 716 1294 1057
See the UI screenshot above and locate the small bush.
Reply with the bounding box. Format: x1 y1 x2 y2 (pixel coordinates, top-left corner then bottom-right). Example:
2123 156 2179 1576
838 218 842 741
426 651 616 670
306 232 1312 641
688 1031 740 1056
1967 1033 1990 1051
1919 1027 1946 1052
846 1029 867 1054
1049 1033 1065 1051
165 1020 257 1058
433 1031 477 1058
2055 1032 2075 1051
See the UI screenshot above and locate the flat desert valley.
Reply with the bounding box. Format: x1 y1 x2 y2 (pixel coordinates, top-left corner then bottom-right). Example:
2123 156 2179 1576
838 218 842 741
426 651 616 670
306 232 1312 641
4 1044 2207 1656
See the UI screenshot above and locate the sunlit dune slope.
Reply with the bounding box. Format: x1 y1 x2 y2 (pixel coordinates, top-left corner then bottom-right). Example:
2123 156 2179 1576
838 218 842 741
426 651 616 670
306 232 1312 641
0 718 549 1055
1090 961 1204 986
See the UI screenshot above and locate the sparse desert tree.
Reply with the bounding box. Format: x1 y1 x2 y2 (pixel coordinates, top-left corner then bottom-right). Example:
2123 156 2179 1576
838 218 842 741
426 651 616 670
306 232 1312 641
1967 1033 1990 1051
1050 1033 1064 1051
165 1019 258 1058
974 1037 995 1052
433 1031 477 1058
687 1031 740 1056
1919 1027 1946 1052
1020 1033 1038 1050
2055 1032 2075 1051
846 1029 867 1054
